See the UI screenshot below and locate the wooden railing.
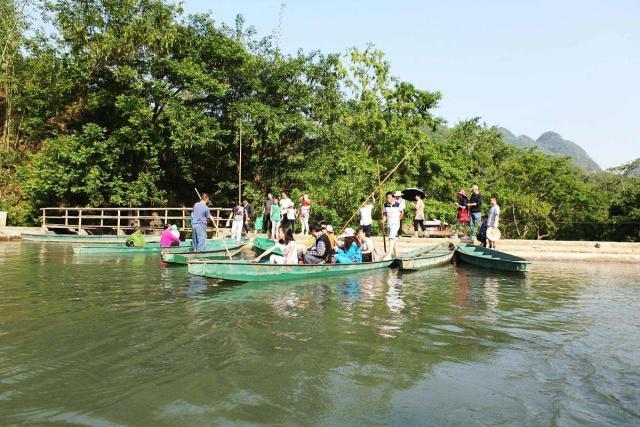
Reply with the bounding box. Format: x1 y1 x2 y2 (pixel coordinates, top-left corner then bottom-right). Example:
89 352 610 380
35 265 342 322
40 207 232 236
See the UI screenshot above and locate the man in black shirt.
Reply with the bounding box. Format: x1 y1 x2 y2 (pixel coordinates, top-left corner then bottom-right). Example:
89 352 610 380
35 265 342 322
468 185 483 242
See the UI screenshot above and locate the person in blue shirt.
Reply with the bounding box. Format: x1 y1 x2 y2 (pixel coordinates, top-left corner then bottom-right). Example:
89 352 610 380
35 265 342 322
334 227 362 264
191 193 215 252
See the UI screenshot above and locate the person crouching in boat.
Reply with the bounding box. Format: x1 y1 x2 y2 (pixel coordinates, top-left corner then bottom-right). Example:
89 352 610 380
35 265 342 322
254 227 298 264
160 224 180 247
334 228 362 264
125 226 145 247
301 224 332 264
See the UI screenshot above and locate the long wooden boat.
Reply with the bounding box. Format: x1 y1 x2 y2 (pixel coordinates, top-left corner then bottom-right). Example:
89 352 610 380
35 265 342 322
456 243 531 272
253 237 283 255
73 238 246 255
188 259 394 282
397 244 455 271
21 232 161 244
161 247 243 265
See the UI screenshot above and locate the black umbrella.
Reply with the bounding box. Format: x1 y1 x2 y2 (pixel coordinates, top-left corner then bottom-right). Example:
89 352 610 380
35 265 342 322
402 188 426 202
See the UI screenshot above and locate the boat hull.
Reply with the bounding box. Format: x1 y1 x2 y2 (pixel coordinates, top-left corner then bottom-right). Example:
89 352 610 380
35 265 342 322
456 244 531 272
21 232 161 244
399 250 454 270
73 239 245 255
252 237 282 255
161 248 243 264
188 259 394 282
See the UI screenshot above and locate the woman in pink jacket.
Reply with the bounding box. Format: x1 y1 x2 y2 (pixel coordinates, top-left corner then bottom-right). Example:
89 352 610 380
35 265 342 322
160 224 181 247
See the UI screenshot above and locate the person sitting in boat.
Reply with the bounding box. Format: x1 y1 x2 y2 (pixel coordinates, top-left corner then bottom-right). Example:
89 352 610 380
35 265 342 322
325 225 338 252
125 226 145 247
254 227 298 264
334 228 362 264
160 224 180 248
357 227 377 262
301 224 332 264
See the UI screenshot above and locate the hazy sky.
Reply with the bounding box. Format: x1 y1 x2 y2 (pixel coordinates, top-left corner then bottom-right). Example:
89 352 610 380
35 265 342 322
184 0 640 169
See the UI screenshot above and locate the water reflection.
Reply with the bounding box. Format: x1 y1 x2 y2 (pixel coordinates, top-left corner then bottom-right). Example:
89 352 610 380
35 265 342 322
0 243 638 425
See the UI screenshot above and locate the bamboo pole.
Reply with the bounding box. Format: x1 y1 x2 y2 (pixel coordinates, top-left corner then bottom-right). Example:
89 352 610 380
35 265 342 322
377 160 386 252
339 139 423 233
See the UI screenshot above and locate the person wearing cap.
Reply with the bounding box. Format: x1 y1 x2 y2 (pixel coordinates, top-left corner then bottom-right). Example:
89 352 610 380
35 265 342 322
334 227 362 263
453 189 469 239
325 225 338 252
486 196 500 249
382 191 403 256
170 224 180 240
302 224 332 264
394 191 406 237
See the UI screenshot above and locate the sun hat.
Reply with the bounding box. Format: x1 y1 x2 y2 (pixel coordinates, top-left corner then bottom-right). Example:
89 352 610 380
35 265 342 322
458 190 467 197
326 225 334 233
339 227 355 238
171 224 178 231
393 191 403 197
487 227 501 241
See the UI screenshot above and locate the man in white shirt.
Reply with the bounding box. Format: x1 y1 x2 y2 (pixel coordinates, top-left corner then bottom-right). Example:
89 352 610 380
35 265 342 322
382 191 404 256
394 191 406 238
358 197 374 236
280 192 295 232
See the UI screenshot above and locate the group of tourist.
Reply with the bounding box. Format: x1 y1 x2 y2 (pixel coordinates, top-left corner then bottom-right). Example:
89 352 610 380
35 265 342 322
454 185 501 249
255 223 384 265
262 192 312 238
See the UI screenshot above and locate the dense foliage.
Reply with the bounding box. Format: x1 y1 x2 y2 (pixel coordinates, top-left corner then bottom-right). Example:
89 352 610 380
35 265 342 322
0 0 638 241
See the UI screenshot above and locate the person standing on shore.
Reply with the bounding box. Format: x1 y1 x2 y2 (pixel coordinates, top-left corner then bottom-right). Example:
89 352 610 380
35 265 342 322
280 192 295 232
382 191 403 256
242 200 253 235
453 190 469 239
413 194 426 238
298 194 311 236
394 191 406 237
467 185 483 242
358 197 374 236
270 198 281 240
192 193 215 252
229 201 245 242
487 197 500 249
263 193 274 236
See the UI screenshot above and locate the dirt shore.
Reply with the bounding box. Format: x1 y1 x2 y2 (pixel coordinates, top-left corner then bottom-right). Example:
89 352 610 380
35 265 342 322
2 227 638 263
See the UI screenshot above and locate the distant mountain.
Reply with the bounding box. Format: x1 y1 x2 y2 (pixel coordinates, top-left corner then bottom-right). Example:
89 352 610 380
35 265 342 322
498 127 601 172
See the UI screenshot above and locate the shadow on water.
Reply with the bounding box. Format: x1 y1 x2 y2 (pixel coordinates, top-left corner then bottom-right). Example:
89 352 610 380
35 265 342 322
0 242 638 425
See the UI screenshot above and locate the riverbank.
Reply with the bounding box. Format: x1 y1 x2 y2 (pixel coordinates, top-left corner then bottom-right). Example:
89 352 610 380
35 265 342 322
2 227 638 263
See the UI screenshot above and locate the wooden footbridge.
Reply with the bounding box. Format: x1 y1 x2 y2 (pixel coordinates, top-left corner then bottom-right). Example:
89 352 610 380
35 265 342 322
39 207 232 236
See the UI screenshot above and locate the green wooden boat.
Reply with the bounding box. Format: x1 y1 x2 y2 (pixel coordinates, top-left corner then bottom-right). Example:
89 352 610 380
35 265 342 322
187 259 394 282
21 232 161 244
456 243 531 272
397 244 455 271
161 247 243 265
73 238 245 255
252 237 283 255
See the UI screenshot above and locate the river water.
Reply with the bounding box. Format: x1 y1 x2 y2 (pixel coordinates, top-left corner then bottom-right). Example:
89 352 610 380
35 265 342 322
0 242 638 426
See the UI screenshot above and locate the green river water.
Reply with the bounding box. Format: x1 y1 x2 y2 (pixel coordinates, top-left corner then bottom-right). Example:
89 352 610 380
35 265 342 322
0 242 639 426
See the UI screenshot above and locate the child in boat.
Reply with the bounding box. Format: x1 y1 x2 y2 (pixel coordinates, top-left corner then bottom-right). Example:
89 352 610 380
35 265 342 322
125 226 145 247
254 227 298 264
334 228 362 264
478 217 488 248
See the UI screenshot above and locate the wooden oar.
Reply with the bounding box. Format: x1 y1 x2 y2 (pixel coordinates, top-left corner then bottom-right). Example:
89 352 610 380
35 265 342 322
377 160 386 252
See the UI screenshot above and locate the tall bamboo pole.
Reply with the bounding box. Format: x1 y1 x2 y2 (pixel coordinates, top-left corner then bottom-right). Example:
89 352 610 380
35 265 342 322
377 160 386 252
